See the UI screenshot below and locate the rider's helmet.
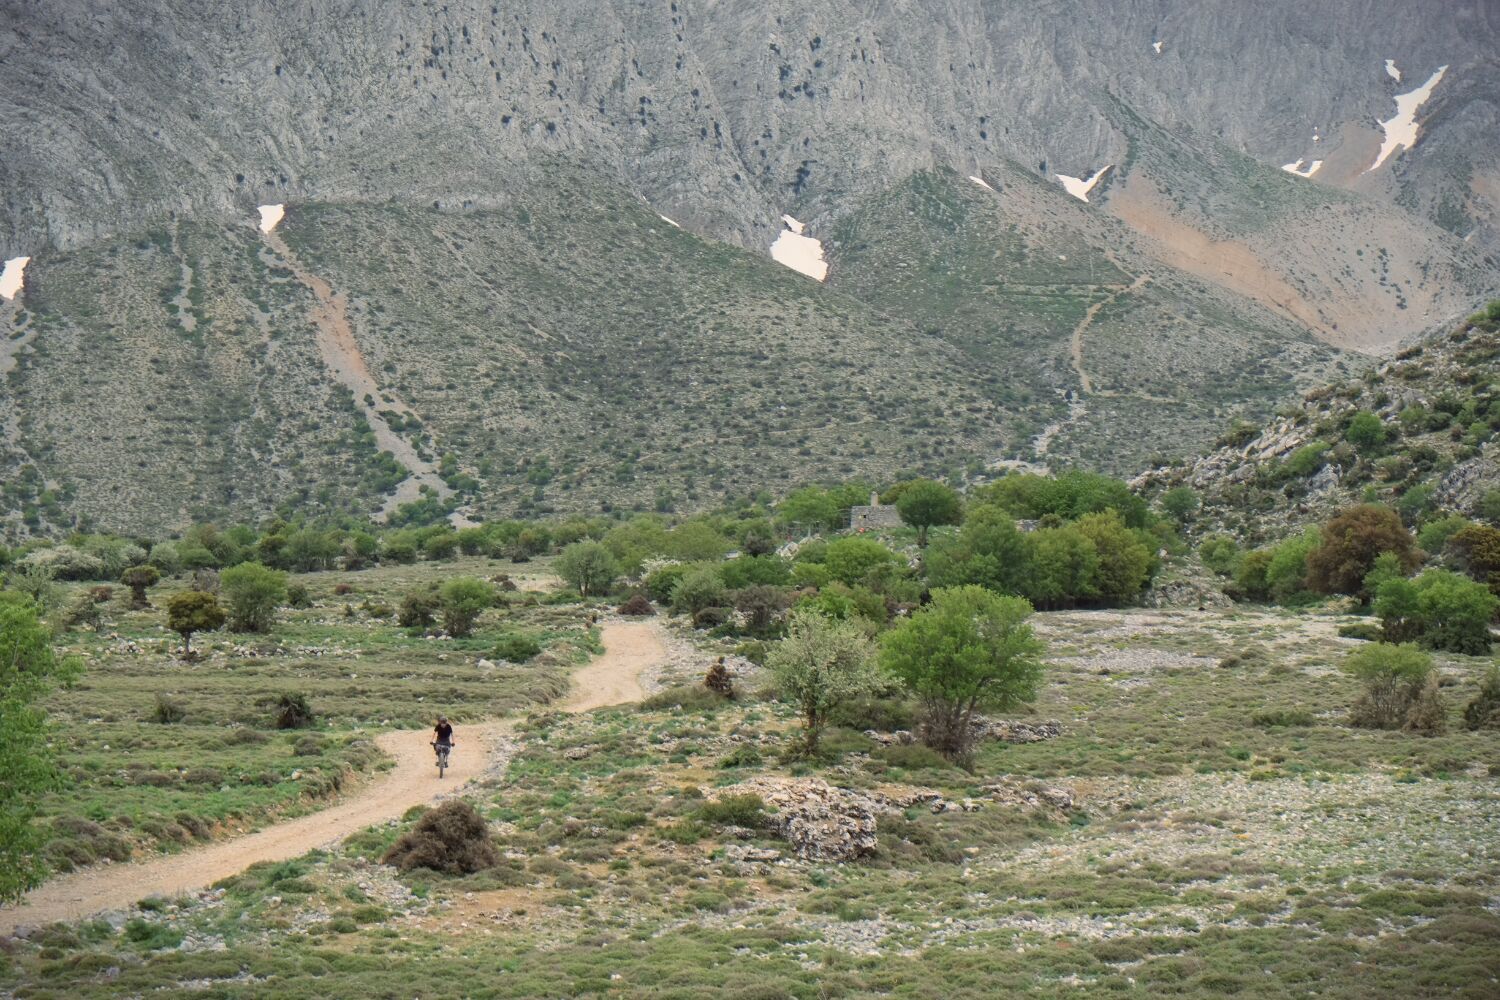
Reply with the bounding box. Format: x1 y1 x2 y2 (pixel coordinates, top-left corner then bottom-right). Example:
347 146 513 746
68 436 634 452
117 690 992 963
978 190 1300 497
438 715 448 723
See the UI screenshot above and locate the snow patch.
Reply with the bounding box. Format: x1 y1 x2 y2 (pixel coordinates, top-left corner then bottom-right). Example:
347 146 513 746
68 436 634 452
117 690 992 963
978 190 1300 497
968 175 997 193
257 204 285 233
1152 40 1164 54
1056 165 1112 203
1366 65 1447 173
0 256 30 300
1385 59 1402 82
770 215 827 282
657 214 681 228
1280 159 1323 178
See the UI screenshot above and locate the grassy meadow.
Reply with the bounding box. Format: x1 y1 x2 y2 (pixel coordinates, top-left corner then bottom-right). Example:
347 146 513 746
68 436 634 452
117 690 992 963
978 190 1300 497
4 584 1497 998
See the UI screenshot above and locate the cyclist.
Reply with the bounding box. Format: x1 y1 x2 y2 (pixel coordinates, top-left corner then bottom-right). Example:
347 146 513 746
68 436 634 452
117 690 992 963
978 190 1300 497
434 715 455 751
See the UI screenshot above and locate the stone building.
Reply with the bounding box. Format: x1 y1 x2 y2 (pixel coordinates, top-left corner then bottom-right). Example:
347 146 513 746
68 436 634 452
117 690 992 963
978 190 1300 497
848 492 902 531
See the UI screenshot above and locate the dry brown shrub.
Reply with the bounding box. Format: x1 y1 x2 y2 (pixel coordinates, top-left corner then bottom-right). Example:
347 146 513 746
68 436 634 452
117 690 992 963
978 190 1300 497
382 801 498 874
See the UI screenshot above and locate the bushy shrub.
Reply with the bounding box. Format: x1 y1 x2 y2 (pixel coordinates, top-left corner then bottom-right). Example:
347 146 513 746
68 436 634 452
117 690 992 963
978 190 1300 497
1198 534 1239 575
718 746 761 769
873 743 952 771
60 593 103 630
1345 411 1386 450
491 632 542 663
692 606 732 630
398 590 439 629
16 545 105 582
285 582 311 608
822 536 899 586
272 692 316 730
1463 667 1500 730
438 577 493 637
382 801 498 874
1344 643 1442 732
671 567 727 616
1337 621 1383 641
644 564 689 605
220 562 287 633
151 692 187 724
697 794 766 828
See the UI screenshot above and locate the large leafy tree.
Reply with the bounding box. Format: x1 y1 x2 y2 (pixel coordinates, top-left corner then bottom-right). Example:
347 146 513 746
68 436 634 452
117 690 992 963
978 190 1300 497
1 592 82 902
767 608 878 755
1307 504 1420 597
555 541 621 597
165 590 226 653
926 505 1031 594
894 479 962 547
880 585 1046 761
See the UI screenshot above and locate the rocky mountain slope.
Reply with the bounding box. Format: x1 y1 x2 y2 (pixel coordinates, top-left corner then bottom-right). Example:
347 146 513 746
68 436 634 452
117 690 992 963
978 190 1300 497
1 1 1496 535
1136 305 1500 544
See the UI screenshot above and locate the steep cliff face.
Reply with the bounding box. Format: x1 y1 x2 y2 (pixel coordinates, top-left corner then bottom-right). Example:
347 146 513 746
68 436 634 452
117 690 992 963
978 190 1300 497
3 0 1497 255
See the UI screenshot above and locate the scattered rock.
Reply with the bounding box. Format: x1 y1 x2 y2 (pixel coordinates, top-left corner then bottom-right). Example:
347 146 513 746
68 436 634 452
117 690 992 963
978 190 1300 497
721 777 879 861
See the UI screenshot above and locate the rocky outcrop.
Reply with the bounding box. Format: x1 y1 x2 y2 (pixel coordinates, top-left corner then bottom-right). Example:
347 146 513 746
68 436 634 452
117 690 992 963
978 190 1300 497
721 777 878 862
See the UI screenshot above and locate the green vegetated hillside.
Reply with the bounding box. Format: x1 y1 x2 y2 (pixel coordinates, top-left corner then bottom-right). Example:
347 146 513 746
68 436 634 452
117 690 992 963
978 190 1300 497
828 166 1352 472
275 169 1010 520
0 220 412 536
1140 304 1500 545
3 157 1387 542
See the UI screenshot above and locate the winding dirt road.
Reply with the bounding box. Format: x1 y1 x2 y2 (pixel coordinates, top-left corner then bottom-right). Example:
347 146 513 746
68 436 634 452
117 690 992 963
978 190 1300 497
0 620 666 934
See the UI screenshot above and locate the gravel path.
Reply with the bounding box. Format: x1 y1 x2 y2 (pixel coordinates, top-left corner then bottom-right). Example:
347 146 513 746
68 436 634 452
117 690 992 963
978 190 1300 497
0 620 668 934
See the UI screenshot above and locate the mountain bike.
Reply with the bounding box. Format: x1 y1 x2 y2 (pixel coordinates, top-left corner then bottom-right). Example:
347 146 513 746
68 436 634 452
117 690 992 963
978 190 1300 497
431 741 453 778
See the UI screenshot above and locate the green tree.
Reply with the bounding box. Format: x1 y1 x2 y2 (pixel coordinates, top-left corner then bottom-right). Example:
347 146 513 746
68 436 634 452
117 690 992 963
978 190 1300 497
1306 505 1420 597
665 520 731 563
777 486 841 534
1345 411 1386 451
1265 527 1321 603
822 536 899 586
165 590 226 654
926 505 1030 595
219 562 288 633
1021 524 1099 608
1376 570 1498 654
894 479 962 546
120 564 161 609
880 586 1046 761
555 541 621 597
766 608 878 755
438 577 493 638
1074 511 1154 602
0 592 82 902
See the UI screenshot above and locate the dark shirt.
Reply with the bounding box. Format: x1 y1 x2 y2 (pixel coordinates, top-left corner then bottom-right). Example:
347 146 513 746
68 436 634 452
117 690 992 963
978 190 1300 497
434 722 453 745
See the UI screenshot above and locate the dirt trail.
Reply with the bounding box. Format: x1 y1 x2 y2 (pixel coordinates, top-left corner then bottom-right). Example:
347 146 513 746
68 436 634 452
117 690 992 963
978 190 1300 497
1069 274 1150 395
260 230 452 517
0 621 668 934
